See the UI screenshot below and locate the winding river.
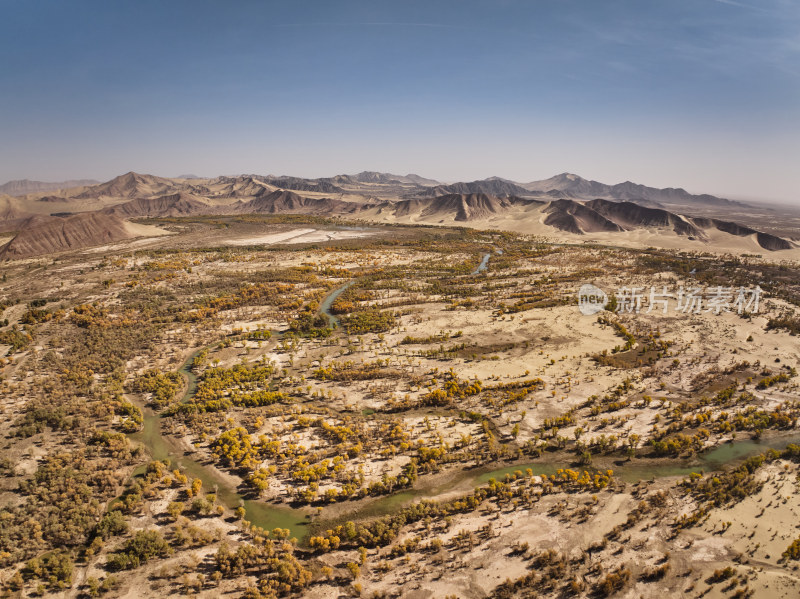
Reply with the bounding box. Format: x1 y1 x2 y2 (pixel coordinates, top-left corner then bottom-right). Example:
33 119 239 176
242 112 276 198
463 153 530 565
318 281 354 328
470 249 503 275
127 281 800 543
471 252 492 275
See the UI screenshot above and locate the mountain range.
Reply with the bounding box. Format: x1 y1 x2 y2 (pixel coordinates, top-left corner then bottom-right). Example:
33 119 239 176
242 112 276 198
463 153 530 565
0 171 794 258
523 173 743 208
0 178 99 196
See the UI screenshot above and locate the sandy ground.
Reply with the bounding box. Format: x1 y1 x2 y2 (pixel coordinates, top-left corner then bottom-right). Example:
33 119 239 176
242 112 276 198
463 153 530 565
225 228 317 245
361 486 634 598
84 234 172 254
124 220 173 238
702 461 800 567
4 232 800 598
224 228 375 246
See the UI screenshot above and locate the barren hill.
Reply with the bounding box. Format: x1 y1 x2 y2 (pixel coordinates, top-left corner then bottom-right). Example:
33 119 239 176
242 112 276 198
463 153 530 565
372 192 793 252
541 198 790 251
190 176 273 199
393 193 532 222
348 171 439 186
237 190 367 215
527 173 612 197
0 195 38 232
403 173 440 186
0 212 136 258
544 199 623 234
0 170 793 256
584 199 702 236
263 176 343 194
103 192 211 218
525 173 743 208
417 179 532 198
353 171 400 184
75 172 180 200
0 178 99 196
690 217 793 251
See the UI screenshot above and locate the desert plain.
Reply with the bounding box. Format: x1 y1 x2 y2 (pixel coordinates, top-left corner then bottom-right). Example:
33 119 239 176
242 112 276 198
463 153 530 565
0 173 798 599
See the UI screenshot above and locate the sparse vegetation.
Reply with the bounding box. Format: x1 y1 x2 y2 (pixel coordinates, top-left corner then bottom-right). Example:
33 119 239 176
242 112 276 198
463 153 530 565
1 218 798 598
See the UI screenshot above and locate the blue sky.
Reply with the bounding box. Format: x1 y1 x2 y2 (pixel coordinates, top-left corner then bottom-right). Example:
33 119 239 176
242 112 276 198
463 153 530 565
1 0 798 201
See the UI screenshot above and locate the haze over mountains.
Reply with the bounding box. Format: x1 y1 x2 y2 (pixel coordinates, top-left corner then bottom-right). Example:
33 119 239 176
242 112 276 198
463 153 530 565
0 170 795 258
522 173 744 208
0 179 99 196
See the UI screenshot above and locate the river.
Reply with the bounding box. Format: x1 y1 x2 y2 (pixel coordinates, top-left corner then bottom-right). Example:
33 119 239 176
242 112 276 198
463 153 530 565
318 280 354 328
127 283 800 543
471 252 492 275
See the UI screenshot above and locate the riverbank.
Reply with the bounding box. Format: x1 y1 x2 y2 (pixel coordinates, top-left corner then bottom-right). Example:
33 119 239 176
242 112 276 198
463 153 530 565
307 428 800 536
124 284 800 547
127 334 800 545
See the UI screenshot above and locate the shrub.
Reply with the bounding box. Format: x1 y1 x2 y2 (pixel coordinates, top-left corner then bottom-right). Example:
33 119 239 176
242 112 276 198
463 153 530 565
22 551 73 590
95 510 129 540
596 567 631 596
342 309 396 335
106 530 172 570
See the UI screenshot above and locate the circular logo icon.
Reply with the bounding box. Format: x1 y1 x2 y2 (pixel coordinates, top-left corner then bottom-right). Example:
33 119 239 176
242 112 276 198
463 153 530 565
578 284 608 315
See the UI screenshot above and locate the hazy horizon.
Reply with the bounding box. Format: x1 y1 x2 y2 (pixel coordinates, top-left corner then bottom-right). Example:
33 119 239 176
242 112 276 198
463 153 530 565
1 0 798 203
3 169 798 208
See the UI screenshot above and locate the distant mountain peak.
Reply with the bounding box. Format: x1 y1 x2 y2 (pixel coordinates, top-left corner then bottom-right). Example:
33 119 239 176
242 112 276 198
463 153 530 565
0 178 100 196
353 171 402 184
75 172 180 199
524 173 745 209
415 178 531 198
345 171 440 186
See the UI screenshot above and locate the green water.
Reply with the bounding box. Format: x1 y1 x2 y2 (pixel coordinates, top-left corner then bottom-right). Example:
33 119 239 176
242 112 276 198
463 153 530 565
475 463 560 484
131 408 310 539
318 281 354 328
474 431 800 485
129 346 309 540
127 316 800 541
131 400 800 541
471 253 491 275
617 433 800 482
177 350 199 402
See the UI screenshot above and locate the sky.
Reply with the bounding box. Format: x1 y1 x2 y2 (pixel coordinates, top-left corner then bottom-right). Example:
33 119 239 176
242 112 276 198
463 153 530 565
1 0 798 202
